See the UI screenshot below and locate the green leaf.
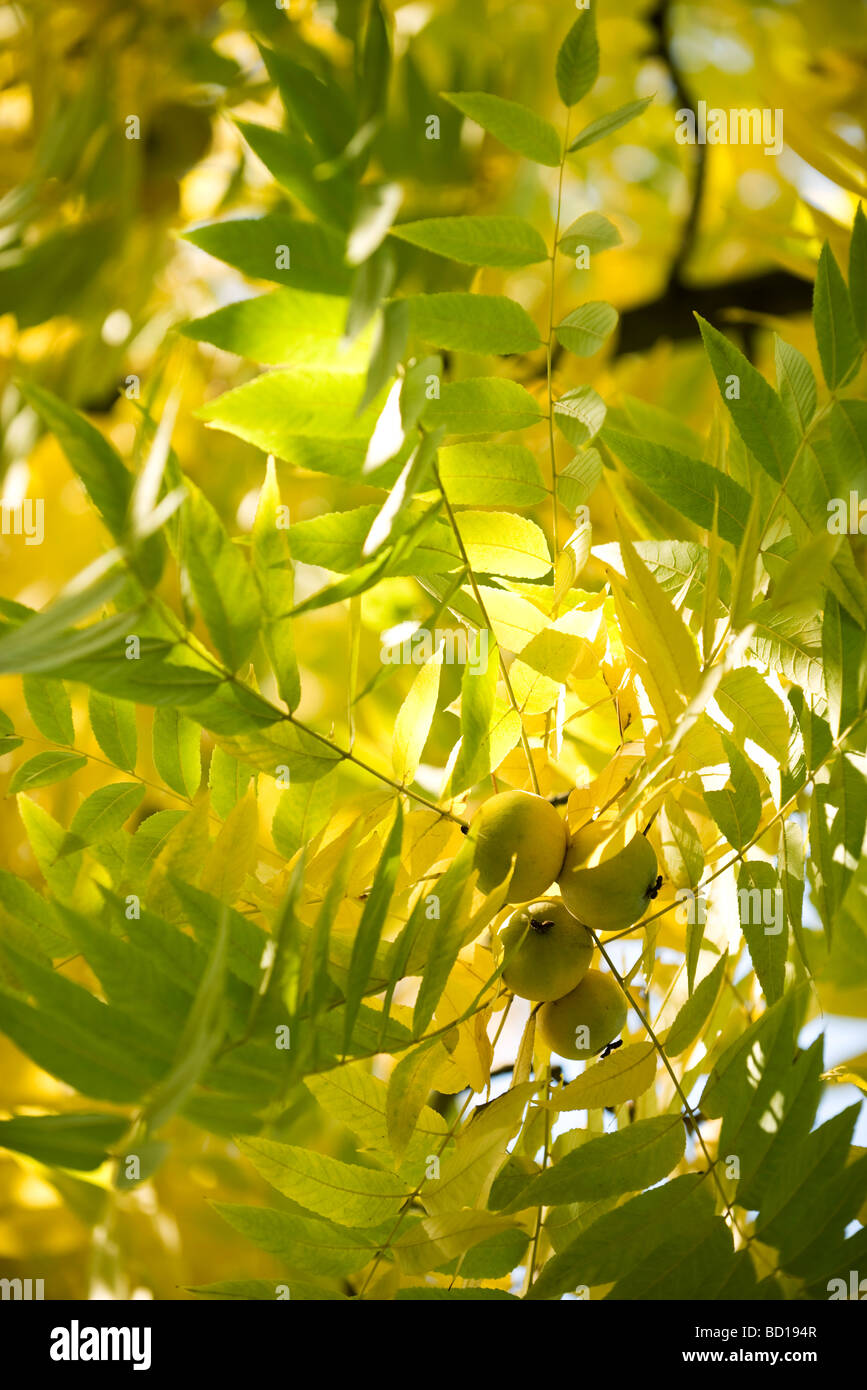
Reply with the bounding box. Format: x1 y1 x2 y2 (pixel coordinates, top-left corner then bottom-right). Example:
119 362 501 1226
567 95 654 152
187 1279 346 1301
558 448 603 515
359 0 391 124
751 1102 863 1264
386 1039 450 1164
67 782 145 849
259 44 355 158
849 202 867 341
445 1224 529 1280
555 302 618 356
395 1288 518 1301
543 1042 657 1111
602 429 751 544
0 948 166 1103
9 750 87 793
508 1116 685 1209
347 182 404 267
390 216 548 268
830 399 867 491
424 378 544 436
56 905 192 1041
716 667 791 764
751 602 824 695
555 8 599 106
343 804 403 1053
215 1203 376 1278
126 809 186 879
88 690 137 772
183 482 261 672
810 752 867 933
142 902 231 1133
394 1210 518 1276
0 867 67 957
703 734 762 851
18 382 131 542
184 217 352 295
198 368 387 463
728 492 762 629
403 292 541 354
443 91 560 166
738 861 787 1005
252 457 300 711
553 385 606 447
22 676 74 745
814 241 862 389
822 593 864 737
152 707 201 797
208 743 255 821
305 1063 448 1171
17 796 82 901
664 954 728 1056
702 993 816 1207
774 335 816 433
605 1210 739 1300
696 315 797 481
433 443 546 508
290 505 458 576
235 120 352 229
272 767 339 858
182 289 373 371
211 720 343 786
0 1113 128 1172
559 211 621 259
238 1138 408 1228
358 300 408 419
525 1173 711 1300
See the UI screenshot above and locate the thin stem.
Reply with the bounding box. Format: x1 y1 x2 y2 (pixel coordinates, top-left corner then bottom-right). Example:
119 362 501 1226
356 1087 477 1297
11 730 286 870
547 111 572 561
523 1065 551 1293
150 598 469 826
588 929 771 1268
432 459 541 795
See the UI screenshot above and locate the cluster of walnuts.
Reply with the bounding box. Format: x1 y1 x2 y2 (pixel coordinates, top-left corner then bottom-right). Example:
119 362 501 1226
469 791 661 1059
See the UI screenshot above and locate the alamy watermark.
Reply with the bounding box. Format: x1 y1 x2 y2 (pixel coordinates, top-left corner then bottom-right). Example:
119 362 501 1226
380 626 489 674
828 494 867 534
675 101 783 157
1 1276 44 1299
676 885 783 935
0 498 44 545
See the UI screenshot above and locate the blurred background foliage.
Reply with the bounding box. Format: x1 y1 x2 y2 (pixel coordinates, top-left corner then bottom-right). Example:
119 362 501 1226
1 0 865 1297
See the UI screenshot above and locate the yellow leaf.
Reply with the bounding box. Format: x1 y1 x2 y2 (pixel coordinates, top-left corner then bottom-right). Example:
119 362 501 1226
617 532 701 700
543 1042 657 1110
200 792 258 902
473 584 546 653
392 643 444 784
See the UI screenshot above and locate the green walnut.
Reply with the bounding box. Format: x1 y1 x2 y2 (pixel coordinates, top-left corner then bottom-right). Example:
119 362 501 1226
469 790 568 905
537 969 627 1060
499 898 594 1002
558 830 659 933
